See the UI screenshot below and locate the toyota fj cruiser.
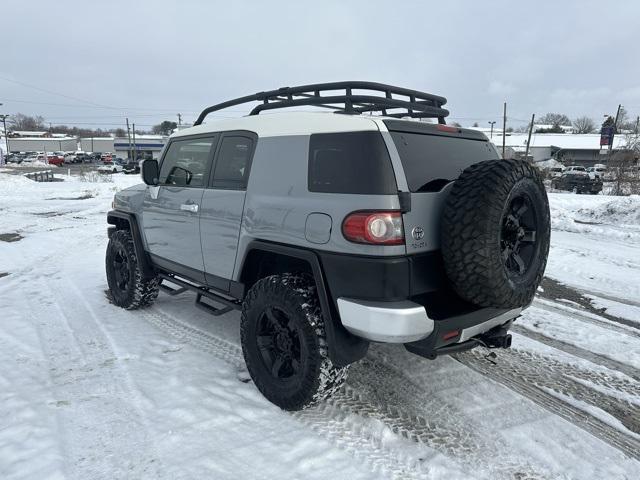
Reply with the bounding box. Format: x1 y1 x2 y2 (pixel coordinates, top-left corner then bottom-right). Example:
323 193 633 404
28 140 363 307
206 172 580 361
105 82 550 410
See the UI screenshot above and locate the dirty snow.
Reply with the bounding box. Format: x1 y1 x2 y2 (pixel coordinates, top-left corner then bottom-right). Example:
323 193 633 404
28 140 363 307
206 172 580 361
1 169 639 479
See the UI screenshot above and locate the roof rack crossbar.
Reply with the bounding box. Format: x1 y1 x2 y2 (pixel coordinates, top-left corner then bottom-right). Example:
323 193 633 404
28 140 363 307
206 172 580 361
193 81 449 126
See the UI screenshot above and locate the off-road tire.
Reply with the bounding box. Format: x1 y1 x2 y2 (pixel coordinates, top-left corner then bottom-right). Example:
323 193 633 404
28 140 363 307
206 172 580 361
441 159 550 308
105 229 159 309
241 274 349 411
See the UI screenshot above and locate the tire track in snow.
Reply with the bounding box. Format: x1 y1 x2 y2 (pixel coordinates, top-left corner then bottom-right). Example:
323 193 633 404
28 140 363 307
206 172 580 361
455 348 640 460
40 276 165 479
511 324 640 382
144 306 550 480
142 308 436 480
534 299 640 339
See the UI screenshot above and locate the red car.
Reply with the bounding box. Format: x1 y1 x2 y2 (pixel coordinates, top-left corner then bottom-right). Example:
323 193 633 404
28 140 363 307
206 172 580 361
46 154 64 166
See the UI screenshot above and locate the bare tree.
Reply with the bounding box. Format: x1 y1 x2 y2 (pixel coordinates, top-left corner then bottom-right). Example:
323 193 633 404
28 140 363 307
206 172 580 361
608 130 640 195
538 113 572 126
572 116 596 134
8 113 46 131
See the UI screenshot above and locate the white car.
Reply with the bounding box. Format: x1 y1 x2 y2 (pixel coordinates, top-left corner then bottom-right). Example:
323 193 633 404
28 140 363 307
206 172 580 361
97 163 123 174
564 165 588 175
587 166 606 178
548 166 564 178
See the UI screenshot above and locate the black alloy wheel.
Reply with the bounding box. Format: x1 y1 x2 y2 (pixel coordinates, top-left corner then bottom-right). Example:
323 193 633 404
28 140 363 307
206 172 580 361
112 246 131 292
256 306 302 380
500 194 537 278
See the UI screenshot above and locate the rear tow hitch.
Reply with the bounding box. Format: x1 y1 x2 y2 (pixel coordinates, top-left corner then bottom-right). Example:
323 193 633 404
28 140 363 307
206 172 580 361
477 326 512 349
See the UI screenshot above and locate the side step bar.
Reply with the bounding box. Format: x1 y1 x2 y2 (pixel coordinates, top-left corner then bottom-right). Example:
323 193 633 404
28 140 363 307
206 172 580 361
157 272 241 316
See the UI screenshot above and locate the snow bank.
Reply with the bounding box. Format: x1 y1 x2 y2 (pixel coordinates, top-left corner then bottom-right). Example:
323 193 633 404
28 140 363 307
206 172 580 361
576 195 640 226
549 193 640 241
536 158 563 169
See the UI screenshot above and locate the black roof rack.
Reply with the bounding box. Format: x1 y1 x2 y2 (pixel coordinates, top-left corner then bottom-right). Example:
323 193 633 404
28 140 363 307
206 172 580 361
193 81 449 126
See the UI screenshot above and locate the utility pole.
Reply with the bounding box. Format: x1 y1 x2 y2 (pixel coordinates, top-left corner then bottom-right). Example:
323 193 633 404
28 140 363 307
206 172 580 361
502 102 507 158
488 121 496 139
177 113 182 126
0 114 9 154
524 113 535 162
635 116 639 135
126 117 132 160
608 104 622 160
132 123 137 160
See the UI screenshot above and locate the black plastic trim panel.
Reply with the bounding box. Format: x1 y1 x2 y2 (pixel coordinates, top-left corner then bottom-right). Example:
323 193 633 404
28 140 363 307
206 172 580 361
240 240 369 367
107 210 155 280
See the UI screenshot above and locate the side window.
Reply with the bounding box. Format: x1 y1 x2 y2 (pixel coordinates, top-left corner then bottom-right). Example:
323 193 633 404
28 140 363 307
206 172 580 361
308 131 397 194
159 137 216 187
211 136 254 188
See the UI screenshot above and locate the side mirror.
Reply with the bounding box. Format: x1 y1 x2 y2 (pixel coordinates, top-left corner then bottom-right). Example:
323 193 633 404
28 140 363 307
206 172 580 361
142 159 159 186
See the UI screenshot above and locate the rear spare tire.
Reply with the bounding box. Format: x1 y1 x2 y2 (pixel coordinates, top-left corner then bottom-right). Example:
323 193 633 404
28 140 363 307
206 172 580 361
441 159 550 308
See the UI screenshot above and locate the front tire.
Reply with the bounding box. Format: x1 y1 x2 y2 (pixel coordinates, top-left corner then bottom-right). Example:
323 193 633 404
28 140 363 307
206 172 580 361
105 230 159 309
240 274 348 410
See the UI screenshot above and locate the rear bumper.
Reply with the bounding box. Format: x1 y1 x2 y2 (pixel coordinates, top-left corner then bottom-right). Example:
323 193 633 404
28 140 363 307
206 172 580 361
337 296 520 356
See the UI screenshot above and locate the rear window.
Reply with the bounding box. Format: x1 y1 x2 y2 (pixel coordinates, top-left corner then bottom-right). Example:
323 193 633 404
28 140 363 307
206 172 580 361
308 131 397 194
389 132 499 192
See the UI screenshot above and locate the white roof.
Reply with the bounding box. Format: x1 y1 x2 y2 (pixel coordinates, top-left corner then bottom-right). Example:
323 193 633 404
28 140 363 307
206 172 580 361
9 136 77 141
172 112 381 138
492 133 628 150
11 130 49 137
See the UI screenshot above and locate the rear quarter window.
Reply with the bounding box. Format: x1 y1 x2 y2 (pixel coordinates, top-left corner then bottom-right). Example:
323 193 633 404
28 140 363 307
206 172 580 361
308 131 397 194
390 132 499 192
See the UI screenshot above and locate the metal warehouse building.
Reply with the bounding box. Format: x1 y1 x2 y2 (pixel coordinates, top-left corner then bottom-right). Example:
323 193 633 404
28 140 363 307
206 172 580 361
114 135 167 160
7 136 78 153
492 133 630 166
80 137 115 153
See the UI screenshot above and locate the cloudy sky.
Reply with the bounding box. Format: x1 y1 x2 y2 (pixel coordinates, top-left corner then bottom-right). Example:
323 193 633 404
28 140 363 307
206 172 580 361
2 0 639 130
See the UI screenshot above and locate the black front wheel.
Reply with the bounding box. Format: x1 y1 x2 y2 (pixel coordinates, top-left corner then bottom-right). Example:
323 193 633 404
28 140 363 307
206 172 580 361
241 274 348 410
105 230 159 309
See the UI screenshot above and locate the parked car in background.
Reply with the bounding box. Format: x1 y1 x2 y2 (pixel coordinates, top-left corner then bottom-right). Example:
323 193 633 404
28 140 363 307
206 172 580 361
587 166 606 178
101 152 113 163
21 155 39 164
98 160 123 174
548 166 564 178
122 159 140 174
46 154 64 166
564 165 588 175
552 171 603 194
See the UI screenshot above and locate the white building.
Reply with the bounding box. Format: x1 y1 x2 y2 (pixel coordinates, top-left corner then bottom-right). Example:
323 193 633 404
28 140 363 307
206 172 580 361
6 136 78 153
114 135 167 160
491 133 629 165
80 137 115 153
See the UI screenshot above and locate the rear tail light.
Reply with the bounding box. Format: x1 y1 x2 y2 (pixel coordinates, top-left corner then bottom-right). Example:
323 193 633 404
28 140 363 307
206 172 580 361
342 211 404 245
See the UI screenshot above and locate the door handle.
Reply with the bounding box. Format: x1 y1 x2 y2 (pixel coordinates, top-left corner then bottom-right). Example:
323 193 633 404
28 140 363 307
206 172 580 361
180 203 199 213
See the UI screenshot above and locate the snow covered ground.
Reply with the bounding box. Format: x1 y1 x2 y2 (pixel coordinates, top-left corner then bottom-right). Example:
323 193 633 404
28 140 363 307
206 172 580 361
0 169 639 479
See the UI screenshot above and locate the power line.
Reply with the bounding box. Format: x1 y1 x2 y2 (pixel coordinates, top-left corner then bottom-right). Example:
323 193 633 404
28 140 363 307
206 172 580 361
0 75 123 110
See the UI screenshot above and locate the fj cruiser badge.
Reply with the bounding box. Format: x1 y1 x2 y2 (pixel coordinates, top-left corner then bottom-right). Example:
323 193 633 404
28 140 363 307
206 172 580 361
411 226 424 240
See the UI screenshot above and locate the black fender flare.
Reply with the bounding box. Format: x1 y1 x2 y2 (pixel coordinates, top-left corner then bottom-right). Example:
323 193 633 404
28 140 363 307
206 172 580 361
239 240 369 367
106 210 156 280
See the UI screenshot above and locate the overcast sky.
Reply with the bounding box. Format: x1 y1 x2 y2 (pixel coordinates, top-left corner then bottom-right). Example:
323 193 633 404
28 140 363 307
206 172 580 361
2 0 639 130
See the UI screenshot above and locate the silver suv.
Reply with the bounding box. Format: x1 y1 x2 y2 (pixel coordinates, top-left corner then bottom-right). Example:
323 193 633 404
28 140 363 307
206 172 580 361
106 82 550 410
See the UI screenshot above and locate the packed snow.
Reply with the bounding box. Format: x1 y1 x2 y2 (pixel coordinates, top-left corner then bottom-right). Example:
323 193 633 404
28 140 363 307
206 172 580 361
1 168 639 479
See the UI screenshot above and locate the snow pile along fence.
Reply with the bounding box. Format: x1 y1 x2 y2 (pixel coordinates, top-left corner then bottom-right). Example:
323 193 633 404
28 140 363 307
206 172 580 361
24 170 55 182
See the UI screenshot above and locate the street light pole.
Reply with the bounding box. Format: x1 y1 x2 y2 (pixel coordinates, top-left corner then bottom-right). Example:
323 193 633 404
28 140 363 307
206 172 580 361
488 121 496 139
